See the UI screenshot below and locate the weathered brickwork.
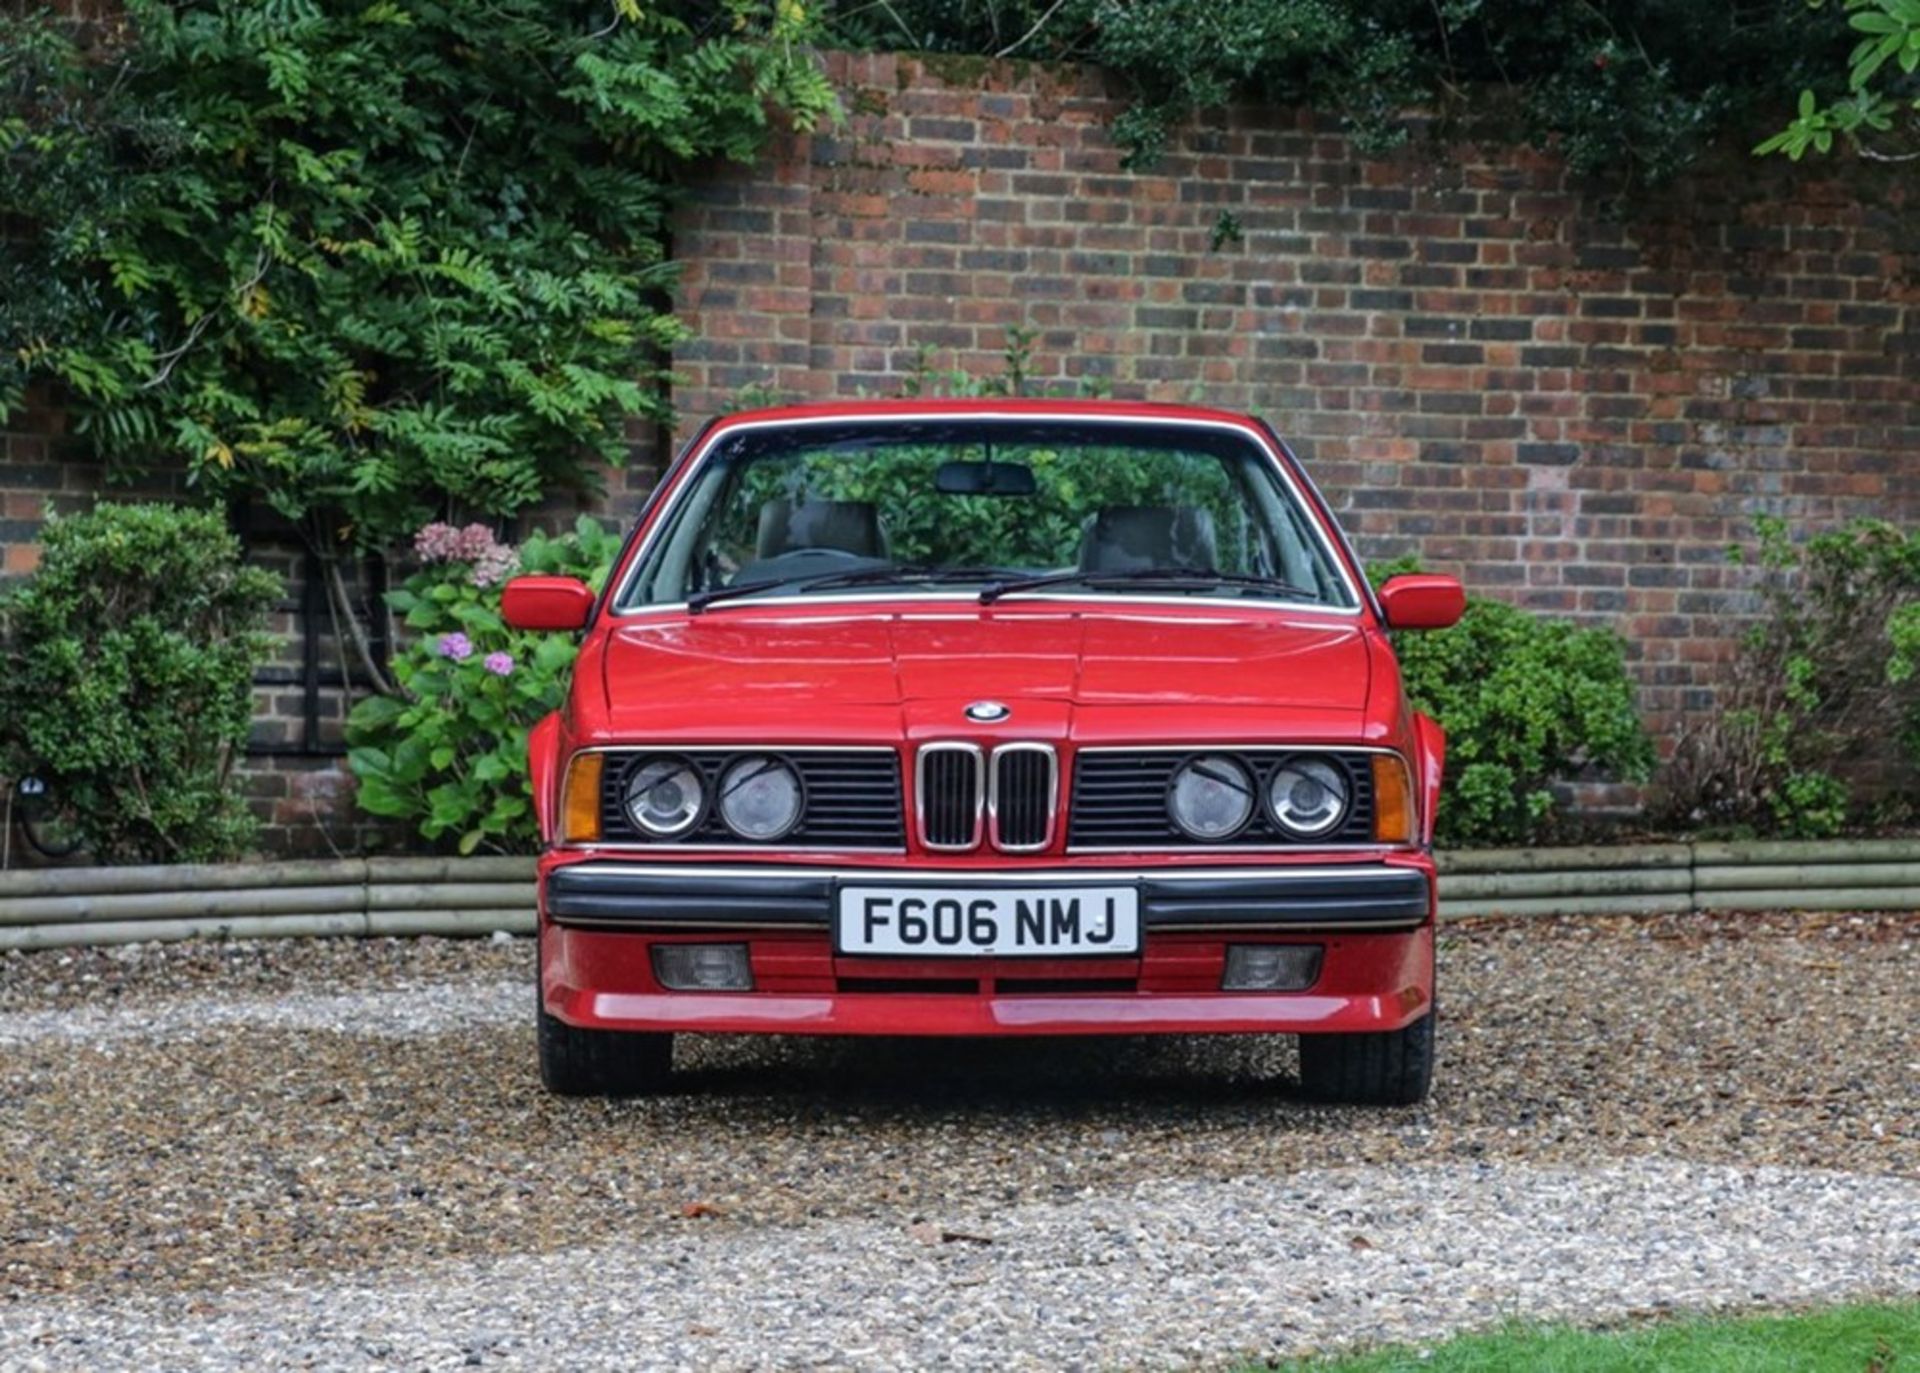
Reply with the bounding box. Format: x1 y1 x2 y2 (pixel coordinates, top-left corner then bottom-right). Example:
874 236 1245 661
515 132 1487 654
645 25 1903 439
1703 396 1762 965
671 52 1919 745
3 50 1916 852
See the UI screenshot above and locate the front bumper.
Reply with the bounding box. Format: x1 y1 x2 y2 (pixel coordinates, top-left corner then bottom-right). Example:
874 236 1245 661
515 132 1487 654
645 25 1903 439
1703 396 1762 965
539 858 1435 1037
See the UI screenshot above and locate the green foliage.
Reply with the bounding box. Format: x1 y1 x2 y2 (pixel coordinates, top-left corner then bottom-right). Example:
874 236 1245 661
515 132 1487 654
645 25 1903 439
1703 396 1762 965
0 503 282 863
1660 517 1920 838
0 1 835 551
1372 560 1654 847
733 442 1242 570
346 517 621 854
825 1 1848 182
896 326 1043 400
1755 0 1920 161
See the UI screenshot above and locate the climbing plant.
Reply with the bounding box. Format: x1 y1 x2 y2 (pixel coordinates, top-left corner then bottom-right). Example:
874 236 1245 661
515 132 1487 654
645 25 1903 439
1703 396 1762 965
1 0 834 688
825 0 1852 181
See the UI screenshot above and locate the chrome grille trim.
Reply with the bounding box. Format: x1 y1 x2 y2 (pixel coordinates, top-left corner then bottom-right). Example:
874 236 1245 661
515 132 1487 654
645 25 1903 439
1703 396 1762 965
988 743 1057 853
915 742 985 851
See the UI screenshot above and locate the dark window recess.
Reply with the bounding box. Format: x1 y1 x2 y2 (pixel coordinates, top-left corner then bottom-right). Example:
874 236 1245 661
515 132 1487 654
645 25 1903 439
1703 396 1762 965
1068 750 1377 849
243 533 390 758
919 747 981 848
600 750 904 849
992 748 1054 850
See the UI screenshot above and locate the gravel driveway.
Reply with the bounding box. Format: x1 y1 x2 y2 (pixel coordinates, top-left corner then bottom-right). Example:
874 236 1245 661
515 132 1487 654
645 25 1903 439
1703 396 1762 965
1 912 1914 1370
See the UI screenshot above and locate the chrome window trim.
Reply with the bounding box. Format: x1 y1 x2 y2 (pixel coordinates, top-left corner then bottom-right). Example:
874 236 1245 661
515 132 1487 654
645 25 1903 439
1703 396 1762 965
609 411 1365 619
987 742 1058 854
915 741 986 852
562 744 905 854
607 590 1363 618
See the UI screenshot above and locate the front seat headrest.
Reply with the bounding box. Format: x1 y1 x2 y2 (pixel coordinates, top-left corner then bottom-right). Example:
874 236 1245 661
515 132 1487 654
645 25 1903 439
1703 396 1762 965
755 499 888 560
1078 505 1219 573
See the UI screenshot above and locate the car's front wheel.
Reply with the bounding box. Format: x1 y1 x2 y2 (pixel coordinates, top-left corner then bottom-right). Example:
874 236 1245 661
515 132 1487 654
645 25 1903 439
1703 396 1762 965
1298 1008 1434 1106
536 989 673 1097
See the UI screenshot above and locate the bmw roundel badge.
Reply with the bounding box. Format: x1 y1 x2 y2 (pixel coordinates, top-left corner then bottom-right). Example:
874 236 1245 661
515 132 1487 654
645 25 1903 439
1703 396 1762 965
964 700 1011 723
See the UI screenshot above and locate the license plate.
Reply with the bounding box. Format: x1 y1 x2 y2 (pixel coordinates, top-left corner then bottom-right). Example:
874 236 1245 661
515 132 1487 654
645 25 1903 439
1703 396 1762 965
836 886 1139 957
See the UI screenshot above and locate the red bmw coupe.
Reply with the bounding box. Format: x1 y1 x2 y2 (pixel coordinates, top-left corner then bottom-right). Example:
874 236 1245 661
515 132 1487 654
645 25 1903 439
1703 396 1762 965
505 400 1463 1103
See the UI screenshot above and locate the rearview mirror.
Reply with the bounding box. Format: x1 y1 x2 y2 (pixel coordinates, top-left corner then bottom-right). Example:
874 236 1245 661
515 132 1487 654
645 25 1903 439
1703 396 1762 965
1378 574 1465 631
502 576 595 631
935 459 1037 496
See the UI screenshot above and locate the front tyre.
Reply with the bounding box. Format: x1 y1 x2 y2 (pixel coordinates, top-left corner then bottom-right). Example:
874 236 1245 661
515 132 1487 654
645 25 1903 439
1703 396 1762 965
1298 1008 1434 1106
537 991 673 1097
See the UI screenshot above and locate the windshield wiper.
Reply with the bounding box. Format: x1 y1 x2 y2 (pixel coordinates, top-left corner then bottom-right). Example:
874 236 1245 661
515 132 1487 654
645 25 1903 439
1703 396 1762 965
978 566 1319 605
687 565 1015 614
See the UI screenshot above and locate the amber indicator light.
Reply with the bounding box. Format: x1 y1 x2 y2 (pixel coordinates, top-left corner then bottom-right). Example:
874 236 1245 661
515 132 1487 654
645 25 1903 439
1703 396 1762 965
562 753 605 843
1371 755 1413 844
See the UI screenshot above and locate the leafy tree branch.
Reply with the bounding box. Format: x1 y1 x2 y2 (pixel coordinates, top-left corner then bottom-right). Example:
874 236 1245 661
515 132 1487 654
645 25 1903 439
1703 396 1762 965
1 0 836 691
1755 0 1920 162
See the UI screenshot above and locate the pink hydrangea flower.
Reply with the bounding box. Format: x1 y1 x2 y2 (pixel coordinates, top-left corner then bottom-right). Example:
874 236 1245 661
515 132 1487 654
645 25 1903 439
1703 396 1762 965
414 522 464 562
470 543 518 588
483 651 514 677
437 632 474 661
413 520 518 588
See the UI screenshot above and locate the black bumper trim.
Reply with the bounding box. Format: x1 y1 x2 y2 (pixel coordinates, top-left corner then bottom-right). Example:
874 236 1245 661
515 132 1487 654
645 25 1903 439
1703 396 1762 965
1141 869 1429 927
544 863 1431 932
545 866 832 925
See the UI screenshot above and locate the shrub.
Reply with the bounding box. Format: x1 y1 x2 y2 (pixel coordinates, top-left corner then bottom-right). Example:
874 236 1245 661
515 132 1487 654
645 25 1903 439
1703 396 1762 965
1375 563 1654 847
0 503 282 863
346 517 622 854
1657 517 1920 838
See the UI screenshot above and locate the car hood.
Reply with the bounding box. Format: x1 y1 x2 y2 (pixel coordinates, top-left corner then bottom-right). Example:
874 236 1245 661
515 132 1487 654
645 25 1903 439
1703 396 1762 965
598 606 1371 732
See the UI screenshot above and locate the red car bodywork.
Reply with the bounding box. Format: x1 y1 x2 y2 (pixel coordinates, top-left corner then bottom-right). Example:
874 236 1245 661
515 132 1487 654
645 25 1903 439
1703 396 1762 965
521 400 1453 1043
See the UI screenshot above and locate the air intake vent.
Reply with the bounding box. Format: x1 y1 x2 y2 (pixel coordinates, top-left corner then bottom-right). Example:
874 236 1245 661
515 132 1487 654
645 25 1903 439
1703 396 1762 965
917 743 983 850
990 745 1056 852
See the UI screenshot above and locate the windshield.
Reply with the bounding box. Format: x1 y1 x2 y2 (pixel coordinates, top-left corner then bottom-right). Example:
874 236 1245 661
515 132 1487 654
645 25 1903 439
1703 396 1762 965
618 419 1357 612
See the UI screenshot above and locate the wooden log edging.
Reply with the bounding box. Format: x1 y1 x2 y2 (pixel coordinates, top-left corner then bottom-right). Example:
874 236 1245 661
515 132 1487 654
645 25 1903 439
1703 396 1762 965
1432 838 1920 920
0 856 539 951
0 841 1915 951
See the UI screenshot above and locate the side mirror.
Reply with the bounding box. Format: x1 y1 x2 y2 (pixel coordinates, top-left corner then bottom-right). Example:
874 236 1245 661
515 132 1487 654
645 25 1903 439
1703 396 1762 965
1378 574 1465 630
502 576 595 631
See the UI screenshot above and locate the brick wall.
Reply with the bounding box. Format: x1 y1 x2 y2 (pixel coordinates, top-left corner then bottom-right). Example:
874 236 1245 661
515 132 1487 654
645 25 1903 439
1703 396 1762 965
3 49 1917 852
671 52 1919 751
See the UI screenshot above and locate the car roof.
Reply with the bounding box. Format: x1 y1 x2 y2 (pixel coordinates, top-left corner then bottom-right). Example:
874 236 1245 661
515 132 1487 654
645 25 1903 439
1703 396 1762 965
705 397 1273 433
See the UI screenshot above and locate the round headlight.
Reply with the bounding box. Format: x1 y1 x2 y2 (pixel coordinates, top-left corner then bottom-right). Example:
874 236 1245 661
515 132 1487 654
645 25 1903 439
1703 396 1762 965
718 755 804 841
1267 756 1350 837
624 755 706 838
1167 755 1255 841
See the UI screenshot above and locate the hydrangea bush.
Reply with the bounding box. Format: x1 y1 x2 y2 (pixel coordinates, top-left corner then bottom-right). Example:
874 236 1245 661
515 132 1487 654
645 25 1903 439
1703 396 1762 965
346 516 620 854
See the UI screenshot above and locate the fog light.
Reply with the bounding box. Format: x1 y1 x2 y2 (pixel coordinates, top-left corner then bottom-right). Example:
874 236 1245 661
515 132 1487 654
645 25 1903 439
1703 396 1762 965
1222 944 1322 991
652 944 753 991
